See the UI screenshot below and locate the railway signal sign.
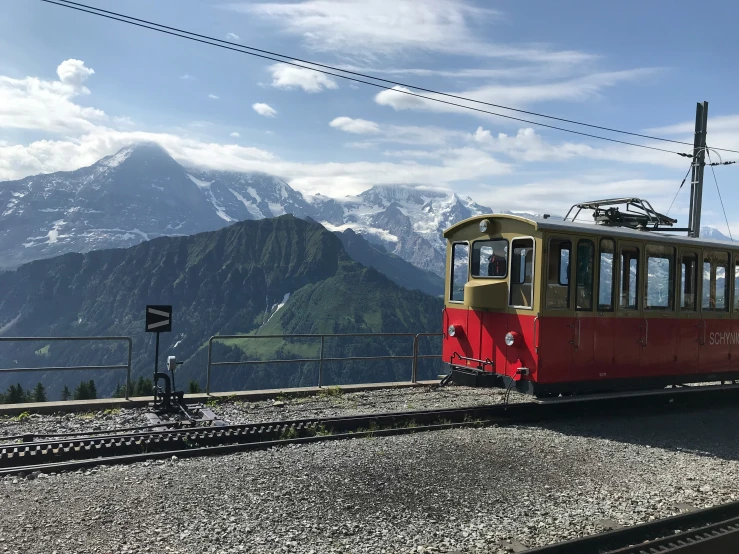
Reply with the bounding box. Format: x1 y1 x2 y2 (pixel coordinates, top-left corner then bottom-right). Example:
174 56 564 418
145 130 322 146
146 305 172 333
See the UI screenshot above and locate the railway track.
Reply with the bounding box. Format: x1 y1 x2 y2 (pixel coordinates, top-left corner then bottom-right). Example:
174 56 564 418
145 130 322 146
2 384 737 476
525 499 739 553
0 403 539 475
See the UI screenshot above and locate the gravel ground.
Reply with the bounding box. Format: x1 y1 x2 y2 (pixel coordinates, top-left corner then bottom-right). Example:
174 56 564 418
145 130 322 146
216 386 522 424
0 385 521 444
1 401 739 554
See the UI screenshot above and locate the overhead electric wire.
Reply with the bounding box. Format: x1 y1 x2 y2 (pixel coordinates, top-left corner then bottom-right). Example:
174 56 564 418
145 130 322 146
42 0 710 157
706 148 734 241
666 162 693 216
44 1 739 156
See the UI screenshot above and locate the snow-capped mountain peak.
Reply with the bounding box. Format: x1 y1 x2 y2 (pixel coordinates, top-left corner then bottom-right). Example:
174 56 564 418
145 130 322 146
312 183 491 275
0 146 491 276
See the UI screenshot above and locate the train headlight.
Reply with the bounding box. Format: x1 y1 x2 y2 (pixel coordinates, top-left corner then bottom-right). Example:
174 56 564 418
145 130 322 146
479 219 490 233
505 331 521 347
448 324 458 337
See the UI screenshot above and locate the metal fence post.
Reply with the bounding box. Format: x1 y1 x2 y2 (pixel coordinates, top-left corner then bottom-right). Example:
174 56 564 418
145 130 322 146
318 335 325 387
206 337 213 394
411 334 419 383
125 338 132 400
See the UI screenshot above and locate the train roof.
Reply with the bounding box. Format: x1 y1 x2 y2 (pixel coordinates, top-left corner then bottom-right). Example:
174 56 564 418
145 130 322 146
443 213 738 250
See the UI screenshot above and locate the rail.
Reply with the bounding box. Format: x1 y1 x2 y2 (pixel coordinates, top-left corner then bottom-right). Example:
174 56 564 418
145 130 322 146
206 333 442 394
0 336 133 399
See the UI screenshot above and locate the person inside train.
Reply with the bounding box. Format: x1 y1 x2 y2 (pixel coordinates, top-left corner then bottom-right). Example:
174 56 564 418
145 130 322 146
487 252 506 277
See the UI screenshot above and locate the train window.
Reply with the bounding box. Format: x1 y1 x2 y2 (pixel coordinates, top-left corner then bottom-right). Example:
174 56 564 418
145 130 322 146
598 238 615 311
645 245 675 310
680 252 699 311
546 238 571 309
702 251 729 311
576 240 594 311
510 238 534 308
619 245 640 310
735 258 739 311
471 239 508 278
449 242 469 303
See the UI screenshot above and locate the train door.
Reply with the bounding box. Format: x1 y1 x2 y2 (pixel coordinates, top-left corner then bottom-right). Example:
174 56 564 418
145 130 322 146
675 249 701 375
641 244 677 376
593 238 616 381
614 241 643 378
444 242 473 365
505 237 536 379
538 236 574 384
699 250 731 374
571 238 596 382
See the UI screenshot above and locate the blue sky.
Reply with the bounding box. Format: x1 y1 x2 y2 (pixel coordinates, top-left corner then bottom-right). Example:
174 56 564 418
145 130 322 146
1 0 738 232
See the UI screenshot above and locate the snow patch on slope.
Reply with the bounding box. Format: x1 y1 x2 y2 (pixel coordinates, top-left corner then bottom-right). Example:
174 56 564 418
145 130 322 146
187 174 213 189
266 293 291 323
47 219 67 244
321 221 399 243
0 313 22 336
99 146 134 169
268 202 286 216
188 174 234 222
246 187 261 203
229 188 263 218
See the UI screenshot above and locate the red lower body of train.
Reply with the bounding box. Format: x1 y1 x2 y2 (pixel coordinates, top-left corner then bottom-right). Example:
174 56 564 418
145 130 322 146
443 307 738 396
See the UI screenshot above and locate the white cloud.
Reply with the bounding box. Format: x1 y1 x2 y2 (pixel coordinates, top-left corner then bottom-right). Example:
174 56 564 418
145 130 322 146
233 0 592 63
474 176 680 217
268 63 338 93
230 131 241 138
336 64 579 81
208 94 220 100
2 59 734 232
180 74 196 80
329 117 380 134
0 59 105 134
374 69 658 115
471 126 594 162
56 59 95 91
382 149 439 159
252 103 277 117
646 115 739 136
225 32 240 41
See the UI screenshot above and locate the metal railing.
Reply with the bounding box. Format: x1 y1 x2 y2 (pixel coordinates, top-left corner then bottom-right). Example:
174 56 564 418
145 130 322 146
0 336 133 399
206 333 442 394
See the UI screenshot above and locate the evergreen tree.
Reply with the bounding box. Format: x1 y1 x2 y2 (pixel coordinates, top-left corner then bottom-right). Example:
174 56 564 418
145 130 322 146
73 381 90 400
112 382 124 398
6 384 26 404
188 380 202 394
32 383 47 403
88 380 97 400
61 385 71 401
135 377 153 397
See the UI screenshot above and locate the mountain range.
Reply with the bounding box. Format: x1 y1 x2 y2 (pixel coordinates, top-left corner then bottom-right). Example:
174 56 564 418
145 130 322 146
0 142 491 277
0 215 443 397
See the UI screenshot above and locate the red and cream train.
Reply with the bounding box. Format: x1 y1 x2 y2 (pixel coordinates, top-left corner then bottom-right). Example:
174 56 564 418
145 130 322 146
441 210 739 397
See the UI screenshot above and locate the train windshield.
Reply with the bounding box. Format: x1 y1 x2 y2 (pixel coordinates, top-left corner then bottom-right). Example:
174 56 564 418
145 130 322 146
471 239 508 278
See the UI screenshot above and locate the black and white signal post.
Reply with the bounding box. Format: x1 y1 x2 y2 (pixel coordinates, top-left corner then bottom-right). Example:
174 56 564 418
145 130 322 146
146 305 172 378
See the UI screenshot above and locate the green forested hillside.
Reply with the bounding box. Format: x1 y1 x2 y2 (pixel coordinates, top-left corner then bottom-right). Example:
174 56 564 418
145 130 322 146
0 215 442 397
